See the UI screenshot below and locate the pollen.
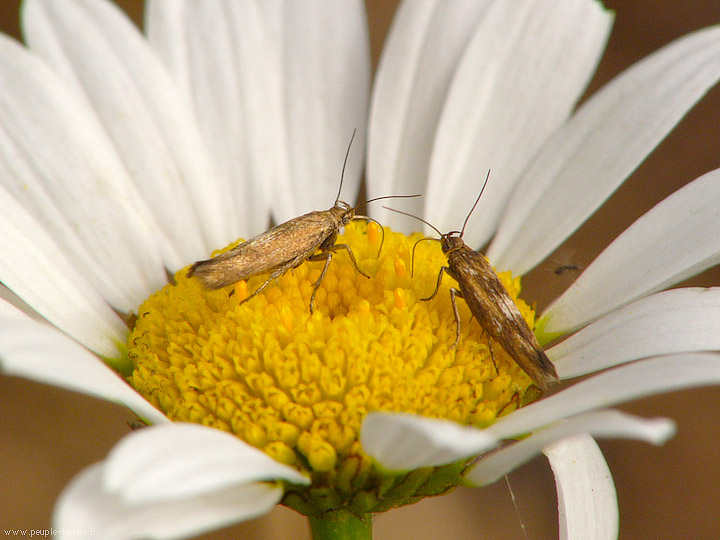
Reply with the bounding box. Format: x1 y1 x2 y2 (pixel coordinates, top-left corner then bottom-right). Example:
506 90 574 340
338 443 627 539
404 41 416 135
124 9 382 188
127 221 540 516
234 280 248 301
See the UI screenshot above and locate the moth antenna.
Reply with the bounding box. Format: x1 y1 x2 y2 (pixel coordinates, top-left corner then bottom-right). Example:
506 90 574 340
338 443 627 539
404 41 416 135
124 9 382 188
410 237 438 277
352 216 386 258
460 169 492 238
383 206 443 277
382 206 444 237
335 129 357 205
352 193 421 212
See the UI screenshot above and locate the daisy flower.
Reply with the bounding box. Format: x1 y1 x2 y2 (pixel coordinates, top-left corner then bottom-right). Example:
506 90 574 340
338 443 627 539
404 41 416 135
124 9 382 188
2 1 720 539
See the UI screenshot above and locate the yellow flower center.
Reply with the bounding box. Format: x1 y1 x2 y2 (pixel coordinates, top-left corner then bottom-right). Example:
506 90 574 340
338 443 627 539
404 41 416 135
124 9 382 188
127 221 541 516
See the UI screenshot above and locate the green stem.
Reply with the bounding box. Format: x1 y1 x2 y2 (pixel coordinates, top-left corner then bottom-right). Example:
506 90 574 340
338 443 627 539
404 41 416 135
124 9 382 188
308 512 372 540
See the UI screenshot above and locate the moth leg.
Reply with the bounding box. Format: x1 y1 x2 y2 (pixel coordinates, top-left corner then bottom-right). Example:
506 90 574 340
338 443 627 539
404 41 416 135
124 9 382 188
235 265 289 306
422 266 450 301
448 287 462 349
483 331 498 375
307 251 334 313
327 243 370 279
236 274 275 307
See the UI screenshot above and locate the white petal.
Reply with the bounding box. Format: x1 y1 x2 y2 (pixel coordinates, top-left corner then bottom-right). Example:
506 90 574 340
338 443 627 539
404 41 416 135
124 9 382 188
0 284 38 318
56 423 311 539
361 412 496 471
466 409 675 486
0 302 167 424
490 24 720 275
151 1 370 226
278 0 370 218
0 189 126 355
146 0 282 238
546 435 618 540
549 287 720 378
54 462 284 540
23 0 222 262
104 423 308 502
366 0 493 229
0 33 167 310
539 168 720 338
427 0 612 247
485 353 720 442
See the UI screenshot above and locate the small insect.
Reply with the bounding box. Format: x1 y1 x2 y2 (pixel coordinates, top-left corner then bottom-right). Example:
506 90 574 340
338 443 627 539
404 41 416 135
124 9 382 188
547 249 583 277
386 172 558 389
553 264 582 276
188 134 418 312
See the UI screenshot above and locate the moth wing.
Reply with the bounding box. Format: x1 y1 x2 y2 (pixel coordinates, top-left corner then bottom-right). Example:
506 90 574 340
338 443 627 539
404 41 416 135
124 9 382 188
240 212 336 270
451 250 521 331
188 211 335 288
451 248 558 388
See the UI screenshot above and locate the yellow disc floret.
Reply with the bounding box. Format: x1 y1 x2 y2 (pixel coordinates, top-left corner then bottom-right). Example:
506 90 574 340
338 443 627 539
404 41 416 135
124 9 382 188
128 221 540 516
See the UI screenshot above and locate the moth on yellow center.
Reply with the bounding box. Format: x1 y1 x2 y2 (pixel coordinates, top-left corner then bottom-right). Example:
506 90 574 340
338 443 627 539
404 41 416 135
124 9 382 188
127 221 543 516
385 174 558 389
187 196 418 313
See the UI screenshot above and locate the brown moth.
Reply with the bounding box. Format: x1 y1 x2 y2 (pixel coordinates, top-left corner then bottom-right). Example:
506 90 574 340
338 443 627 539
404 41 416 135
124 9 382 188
188 134 418 312
386 173 558 389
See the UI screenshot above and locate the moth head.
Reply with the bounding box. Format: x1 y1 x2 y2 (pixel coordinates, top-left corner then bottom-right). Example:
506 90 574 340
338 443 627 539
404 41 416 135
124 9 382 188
335 200 355 225
441 232 464 254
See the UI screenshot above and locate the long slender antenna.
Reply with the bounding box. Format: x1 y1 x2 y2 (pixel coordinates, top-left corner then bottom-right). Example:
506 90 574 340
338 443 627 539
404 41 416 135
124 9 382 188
353 193 420 211
460 169 492 237
410 237 437 276
335 129 357 204
383 206 444 277
382 206 444 237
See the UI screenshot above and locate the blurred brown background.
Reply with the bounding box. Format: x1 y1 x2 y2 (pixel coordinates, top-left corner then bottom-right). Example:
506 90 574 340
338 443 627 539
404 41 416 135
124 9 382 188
1 1 719 539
